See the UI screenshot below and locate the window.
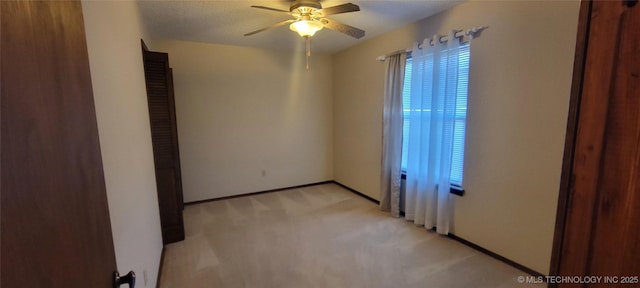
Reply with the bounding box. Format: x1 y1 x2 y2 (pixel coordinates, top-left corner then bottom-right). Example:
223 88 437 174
400 58 412 173
401 43 470 187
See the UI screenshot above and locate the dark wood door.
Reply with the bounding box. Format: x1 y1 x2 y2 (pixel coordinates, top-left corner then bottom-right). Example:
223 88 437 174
551 0 640 286
1 1 117 287
142 49 185 244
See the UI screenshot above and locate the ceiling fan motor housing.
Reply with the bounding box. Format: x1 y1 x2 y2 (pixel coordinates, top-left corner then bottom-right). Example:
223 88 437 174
290 0 322 12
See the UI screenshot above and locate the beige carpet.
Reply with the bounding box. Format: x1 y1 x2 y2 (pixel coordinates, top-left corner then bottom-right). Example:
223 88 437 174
159 183 543 287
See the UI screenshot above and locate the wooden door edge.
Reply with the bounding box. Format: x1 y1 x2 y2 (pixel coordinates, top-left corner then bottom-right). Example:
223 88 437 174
549 0 593 281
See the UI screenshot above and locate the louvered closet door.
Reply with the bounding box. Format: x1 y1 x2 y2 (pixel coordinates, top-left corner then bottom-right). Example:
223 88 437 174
142 50 185 244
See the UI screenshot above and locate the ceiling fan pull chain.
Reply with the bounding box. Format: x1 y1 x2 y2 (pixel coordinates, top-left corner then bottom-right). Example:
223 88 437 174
305 36 311 70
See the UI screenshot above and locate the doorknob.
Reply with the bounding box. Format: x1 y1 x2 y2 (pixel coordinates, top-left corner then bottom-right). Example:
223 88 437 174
113 271 136 288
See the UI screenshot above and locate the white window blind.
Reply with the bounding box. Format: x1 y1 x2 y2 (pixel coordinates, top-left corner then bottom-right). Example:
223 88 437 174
401 43 470 187
401 58 412 172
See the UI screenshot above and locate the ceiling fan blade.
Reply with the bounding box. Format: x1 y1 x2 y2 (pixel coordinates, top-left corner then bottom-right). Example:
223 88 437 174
320 18 365 39
250 5 290 13
244 19 295 36
319 3 360 16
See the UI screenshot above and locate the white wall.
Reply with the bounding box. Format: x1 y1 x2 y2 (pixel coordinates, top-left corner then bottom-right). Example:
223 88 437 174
150 40 334 202
332 1 579 273
82 2 163 287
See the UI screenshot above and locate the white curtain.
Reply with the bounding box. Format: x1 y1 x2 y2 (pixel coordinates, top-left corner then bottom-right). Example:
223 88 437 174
380 52 406 217
405 31 461 234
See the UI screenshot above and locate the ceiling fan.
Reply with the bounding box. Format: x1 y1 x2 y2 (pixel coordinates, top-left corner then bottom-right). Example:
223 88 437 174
244 0 365 39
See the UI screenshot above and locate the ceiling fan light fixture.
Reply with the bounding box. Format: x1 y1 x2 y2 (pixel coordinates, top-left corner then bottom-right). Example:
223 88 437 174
289 20 323 37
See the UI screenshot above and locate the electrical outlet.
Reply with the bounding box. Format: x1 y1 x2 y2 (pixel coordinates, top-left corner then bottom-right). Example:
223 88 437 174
143 270 148 287
261 170 266 177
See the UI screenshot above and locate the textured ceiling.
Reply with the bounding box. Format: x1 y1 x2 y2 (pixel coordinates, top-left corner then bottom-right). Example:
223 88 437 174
138 0 463 54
